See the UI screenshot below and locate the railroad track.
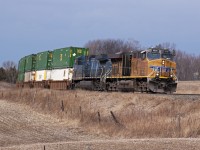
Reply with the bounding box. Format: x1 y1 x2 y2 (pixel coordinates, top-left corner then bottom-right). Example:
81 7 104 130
131 92 200 97
173 93 200 96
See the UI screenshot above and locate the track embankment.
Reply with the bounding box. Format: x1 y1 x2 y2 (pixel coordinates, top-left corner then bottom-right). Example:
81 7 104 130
0 81 200 149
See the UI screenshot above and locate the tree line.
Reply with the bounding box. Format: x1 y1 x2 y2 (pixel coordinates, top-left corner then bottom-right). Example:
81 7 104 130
0 39 199 83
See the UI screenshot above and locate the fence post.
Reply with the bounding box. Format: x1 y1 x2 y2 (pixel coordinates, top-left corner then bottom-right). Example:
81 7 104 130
79 106 82 114
98 112 101 123
20 88 23 98
47 95 50 111
61 100 64 112
110 111 119 124
32 90 37 103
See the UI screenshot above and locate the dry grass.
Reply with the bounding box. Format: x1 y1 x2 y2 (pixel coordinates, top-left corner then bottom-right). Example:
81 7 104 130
0 82 15 90
1 81 200 139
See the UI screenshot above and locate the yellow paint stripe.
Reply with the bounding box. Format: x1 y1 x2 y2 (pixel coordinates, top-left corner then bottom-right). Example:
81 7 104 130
108 76 170 79
35 71 37 80
44 70 47 80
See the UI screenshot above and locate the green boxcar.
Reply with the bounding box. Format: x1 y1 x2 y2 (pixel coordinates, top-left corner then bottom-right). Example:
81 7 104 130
24 54 36 72
35 51 52 71
18 56 26 73
52 47 89 69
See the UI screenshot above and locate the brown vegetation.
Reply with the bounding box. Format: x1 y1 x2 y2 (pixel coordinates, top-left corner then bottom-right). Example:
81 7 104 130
1 81 200 140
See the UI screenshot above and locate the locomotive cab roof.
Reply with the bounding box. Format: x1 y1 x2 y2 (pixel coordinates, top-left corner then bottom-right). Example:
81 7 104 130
142 48 175 60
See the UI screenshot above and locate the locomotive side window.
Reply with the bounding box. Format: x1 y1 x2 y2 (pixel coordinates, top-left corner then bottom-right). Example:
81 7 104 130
141 52 146 60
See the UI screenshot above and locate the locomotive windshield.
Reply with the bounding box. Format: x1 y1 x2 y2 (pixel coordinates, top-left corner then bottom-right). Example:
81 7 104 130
147 49 161 60
161 50 174 60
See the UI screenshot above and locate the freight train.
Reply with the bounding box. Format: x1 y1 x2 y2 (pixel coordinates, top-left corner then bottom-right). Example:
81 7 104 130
17 46 178 93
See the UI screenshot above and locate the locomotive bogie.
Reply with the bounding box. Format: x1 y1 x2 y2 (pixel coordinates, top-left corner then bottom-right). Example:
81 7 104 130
117 80 136 92
148 78 177 93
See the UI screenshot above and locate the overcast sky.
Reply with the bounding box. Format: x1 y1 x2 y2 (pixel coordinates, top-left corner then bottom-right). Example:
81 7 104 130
0 0 200 66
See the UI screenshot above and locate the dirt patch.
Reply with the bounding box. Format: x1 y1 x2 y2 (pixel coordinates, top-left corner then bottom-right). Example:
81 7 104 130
3 139 200 150
0 100 107 148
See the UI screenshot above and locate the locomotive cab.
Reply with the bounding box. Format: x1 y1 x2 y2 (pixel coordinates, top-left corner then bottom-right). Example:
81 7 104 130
145 48 178 93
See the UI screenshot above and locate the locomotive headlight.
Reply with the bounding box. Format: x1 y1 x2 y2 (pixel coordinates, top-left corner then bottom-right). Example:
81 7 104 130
162 60 165 65
170 74 173 78
156 73 159 77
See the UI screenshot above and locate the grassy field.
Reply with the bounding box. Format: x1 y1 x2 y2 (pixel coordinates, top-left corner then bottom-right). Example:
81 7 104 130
0 81 200 149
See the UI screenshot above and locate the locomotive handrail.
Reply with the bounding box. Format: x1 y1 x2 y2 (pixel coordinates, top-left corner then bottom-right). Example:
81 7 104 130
101 68 112 83
100 67 104 82
105 68 112 77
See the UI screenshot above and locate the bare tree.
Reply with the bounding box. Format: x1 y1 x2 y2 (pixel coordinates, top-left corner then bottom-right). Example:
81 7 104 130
85 39 141 55
155 42 176 50
174 50 200 81
2 61 18 83
0 67 6 81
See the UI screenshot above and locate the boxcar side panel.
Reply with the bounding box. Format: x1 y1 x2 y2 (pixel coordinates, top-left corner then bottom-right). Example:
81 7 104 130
50 68 73 81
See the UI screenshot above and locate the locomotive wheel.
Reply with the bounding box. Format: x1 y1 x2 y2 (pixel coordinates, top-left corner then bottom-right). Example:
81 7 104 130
107 82 118 91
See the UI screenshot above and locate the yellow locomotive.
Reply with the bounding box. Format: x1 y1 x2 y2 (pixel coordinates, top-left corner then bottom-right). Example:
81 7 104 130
109 48 177 93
